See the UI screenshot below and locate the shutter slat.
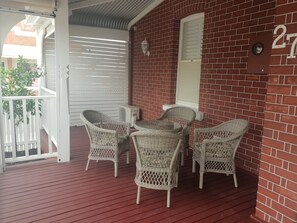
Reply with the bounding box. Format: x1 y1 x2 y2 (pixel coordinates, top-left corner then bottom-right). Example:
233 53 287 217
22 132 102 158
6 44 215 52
44 32 129 126
181 16 204 60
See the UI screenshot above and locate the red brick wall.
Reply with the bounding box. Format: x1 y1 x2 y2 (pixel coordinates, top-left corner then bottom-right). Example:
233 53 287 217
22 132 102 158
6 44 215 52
5 32 36 46
131 0 275 174
200 0 275 175
131 0 204 119
255 1 297 223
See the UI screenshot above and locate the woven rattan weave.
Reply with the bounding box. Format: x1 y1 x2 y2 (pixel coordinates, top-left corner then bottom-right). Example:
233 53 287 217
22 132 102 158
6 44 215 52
131 131 182 208
192 119 249 189
158 106 196 166
80 110 130 177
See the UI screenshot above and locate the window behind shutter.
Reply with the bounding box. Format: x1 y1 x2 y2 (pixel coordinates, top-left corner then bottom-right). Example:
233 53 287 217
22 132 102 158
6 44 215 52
181 16 204 61
176 13 204 107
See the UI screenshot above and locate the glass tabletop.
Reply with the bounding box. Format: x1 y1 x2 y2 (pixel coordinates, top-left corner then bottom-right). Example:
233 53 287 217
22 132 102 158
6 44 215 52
134 120 182 133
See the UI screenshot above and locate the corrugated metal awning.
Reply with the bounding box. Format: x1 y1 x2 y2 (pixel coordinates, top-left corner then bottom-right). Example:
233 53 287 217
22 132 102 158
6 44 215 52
68 0 162 30
0 0 165 30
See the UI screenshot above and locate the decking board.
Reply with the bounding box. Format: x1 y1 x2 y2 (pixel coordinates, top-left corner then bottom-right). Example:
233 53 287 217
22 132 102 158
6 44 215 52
0 126 258 223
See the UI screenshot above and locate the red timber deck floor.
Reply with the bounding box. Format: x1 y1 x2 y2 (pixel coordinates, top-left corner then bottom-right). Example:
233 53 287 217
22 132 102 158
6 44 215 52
0 126 259 223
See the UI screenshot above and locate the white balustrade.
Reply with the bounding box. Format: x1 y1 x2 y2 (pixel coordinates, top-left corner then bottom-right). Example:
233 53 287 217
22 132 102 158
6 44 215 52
2 91 57 163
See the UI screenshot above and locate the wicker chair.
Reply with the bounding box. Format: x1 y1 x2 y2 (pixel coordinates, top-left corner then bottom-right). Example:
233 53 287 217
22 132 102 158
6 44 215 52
131 131 182 208
192 119 249 189
158 106 196 166
80 110 130 177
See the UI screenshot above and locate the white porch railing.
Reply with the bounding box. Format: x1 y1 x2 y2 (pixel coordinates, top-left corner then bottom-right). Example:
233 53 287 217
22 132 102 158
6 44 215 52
2 92 56 163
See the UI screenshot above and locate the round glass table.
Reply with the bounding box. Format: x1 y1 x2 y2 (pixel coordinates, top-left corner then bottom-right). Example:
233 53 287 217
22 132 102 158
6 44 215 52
134 120 182 133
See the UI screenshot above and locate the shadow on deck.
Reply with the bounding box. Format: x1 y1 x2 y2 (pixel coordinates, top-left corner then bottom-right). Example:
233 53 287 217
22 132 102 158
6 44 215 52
0 126 259 223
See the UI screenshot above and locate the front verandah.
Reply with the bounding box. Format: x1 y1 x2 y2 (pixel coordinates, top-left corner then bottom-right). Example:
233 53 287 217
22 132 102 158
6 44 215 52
0 126 258 223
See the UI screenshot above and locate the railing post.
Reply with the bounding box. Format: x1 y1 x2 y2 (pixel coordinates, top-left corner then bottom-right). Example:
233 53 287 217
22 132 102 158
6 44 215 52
35 99 41 155
22 99 29 158
9 100 16 161
47 98 53 154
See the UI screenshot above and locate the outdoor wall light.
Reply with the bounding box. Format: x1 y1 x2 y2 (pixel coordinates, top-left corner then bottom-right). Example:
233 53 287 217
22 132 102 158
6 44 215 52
141 38 150 56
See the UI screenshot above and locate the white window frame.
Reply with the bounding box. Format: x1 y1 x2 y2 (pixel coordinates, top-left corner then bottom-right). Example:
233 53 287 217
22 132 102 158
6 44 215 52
175 13 204 109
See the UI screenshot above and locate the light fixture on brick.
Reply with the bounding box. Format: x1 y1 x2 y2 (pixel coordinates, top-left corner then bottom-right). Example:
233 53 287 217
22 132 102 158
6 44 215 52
141 38 150 56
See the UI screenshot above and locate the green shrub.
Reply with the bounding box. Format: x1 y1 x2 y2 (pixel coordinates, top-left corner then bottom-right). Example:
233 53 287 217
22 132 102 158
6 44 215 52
0 56 44 125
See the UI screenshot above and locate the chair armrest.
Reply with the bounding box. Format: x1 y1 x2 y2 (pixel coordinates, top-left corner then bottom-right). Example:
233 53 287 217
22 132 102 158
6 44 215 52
100 121 130 137
86 123 118 146
197 132 245 158
194 127 220 143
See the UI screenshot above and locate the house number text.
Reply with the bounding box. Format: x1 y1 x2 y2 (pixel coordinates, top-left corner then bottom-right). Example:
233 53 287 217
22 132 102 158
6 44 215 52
272 24 297 58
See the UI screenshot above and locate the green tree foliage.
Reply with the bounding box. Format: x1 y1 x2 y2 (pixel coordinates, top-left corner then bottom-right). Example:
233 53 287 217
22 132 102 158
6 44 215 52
0 56 43 125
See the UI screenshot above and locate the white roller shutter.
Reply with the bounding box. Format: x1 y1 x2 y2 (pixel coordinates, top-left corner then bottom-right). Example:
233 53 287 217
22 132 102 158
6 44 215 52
181 16 204 60
44 26 129 126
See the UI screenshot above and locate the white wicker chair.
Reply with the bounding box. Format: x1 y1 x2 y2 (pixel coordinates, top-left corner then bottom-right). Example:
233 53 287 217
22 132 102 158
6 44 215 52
192 119 249 189
131 131 182 208
158 106 196 166
80 110 130 177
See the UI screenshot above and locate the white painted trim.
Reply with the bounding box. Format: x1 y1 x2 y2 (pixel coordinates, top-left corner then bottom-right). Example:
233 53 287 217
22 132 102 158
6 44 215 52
55 0 70 163
0 0 54 17
40 87 56 96
128 0 165 30
0 12 24 173
181 13 204 23
36 28 44 66
4 152 58 163
175 12 204 111
0 12 24 54
45 22 55 39
2 95 55 100
69 0 116 11
7 0 53 8
0 76 4 173
42 124 57 148
0 1 51 10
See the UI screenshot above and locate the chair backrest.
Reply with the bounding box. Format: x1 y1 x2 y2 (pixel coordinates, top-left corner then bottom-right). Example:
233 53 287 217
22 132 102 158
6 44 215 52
81 110 112 125
131 131 182 169
214 119 249 137
159 106 196 127
210 119 249 157
80 110 119 146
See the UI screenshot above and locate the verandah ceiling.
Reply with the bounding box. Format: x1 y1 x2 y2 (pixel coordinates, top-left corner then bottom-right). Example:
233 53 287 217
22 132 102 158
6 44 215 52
0 0 161 30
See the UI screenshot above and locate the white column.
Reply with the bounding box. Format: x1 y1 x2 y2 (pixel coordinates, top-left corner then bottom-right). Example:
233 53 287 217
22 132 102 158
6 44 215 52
0 31 4 173
55 0 70 162
36 29 43 66
36 28 44 96
0 75 4 173
0 12 24 172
